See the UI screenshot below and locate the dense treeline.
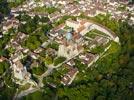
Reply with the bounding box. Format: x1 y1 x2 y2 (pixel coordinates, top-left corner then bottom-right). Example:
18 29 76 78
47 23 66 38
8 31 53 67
0 0 10 22
0 0 10 15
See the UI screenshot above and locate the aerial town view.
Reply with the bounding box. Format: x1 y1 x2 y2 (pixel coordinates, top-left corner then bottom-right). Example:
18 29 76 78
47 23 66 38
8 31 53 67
0 0 134 100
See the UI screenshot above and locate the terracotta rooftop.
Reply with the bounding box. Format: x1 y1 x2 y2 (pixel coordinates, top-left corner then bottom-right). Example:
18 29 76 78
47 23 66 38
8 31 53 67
61 75 70 85
53 23 65 32
61 67 78 85
77 25 85 33
67 19 79 25
67 67 78 78
80 20 87 25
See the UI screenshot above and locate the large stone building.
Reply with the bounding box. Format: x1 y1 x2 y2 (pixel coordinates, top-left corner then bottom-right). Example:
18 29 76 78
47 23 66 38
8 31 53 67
58 21 84 59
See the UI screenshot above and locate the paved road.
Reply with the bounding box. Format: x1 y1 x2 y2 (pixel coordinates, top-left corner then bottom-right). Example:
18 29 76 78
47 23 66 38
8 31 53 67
16 87 40 99
38 67 53 87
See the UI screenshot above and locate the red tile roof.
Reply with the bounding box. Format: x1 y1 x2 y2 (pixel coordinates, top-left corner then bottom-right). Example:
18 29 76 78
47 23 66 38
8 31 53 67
77 25 85 33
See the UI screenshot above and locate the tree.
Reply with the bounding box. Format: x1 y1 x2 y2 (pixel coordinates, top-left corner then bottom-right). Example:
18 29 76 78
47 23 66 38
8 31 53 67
33 15 40 24
45 56 53 65
40 17 50 23
18 18 37 34
22 91 45 100
45 7 59 14
8 0 26 8
0 0 10 16
41 24 53 34
0 61 10 75
32 67 44 75
16 14 31 21
24 36 41 50
47 42 59 50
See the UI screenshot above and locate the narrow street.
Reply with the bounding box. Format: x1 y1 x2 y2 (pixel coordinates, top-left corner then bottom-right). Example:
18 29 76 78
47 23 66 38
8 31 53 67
16 87 40 99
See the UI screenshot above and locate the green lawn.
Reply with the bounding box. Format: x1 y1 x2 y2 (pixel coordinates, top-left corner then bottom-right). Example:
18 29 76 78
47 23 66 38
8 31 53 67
103 41 120 55
47 42 59 51
91 29 109 37
91 45 104 54
85 29 109 39
31 66 46 76
18 83 31 93
85 31 97 38
54 57 66 66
